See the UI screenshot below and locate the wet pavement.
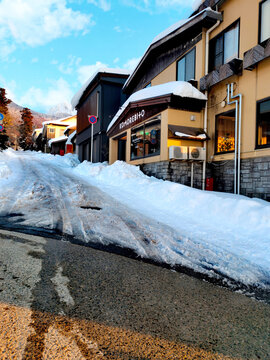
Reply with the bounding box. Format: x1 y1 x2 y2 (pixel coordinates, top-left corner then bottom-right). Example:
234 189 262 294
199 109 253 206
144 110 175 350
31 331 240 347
0 229 270 360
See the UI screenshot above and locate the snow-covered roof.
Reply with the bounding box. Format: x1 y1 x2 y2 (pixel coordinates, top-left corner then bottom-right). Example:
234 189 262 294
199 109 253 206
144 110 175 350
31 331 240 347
123 7 221 91
71 68 131 110
42 115 76 127
66 130 76 145
48 135 68 147
32 128 42 136
107 81 207 132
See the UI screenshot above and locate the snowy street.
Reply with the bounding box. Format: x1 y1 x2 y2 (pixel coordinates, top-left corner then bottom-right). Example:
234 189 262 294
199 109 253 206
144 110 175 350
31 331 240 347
0 150 270 296
1 229 270 360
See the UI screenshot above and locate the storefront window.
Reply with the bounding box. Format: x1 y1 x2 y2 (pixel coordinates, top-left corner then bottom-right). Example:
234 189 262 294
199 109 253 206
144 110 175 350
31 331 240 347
131 119 161 159
260 0 270 43
257 98 270 148
215 111 235 154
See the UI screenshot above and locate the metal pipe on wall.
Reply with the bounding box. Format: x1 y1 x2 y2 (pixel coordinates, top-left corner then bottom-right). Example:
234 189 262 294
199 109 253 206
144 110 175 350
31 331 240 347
227 84 238 194
230 84 242 195
191 162 194 188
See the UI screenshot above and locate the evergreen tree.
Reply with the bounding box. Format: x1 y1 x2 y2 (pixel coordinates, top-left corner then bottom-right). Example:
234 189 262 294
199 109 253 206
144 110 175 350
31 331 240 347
0 88 11 150
19 107 34 150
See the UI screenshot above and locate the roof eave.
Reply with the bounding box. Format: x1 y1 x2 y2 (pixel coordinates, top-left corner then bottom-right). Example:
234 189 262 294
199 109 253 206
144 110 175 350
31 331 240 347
123 9 222 93
74 72 129 110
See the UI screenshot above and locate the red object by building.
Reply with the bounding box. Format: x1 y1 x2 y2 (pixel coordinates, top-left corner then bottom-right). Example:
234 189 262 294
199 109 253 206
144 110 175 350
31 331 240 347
66 144 73 154
206 177 214 191
59 149 65 156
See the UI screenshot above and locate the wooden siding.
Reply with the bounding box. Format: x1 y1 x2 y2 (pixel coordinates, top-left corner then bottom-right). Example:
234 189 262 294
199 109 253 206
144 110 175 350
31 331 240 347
77 89 98 134
243 39 270 70
200 59 243 91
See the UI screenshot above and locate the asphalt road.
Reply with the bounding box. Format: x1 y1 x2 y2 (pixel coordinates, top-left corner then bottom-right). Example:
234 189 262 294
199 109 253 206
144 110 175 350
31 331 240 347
0 229 270 360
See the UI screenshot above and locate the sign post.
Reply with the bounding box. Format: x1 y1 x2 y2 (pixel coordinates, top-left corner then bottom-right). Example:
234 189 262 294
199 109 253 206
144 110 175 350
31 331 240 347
0 113 4 132
88 115 98 162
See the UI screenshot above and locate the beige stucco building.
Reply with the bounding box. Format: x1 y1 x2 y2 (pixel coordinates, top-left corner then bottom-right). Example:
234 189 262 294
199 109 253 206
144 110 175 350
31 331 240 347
108 0 270 200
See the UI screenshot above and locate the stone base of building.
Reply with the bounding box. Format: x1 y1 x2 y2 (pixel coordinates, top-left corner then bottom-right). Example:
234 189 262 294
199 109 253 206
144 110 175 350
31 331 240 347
140 156 270 201
140 160 203 190
208 156 270 201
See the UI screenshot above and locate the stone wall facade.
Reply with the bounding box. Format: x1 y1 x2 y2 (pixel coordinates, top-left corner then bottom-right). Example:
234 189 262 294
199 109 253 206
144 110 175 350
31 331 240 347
208 156 270 201
140 156 270 201
140 161 203 189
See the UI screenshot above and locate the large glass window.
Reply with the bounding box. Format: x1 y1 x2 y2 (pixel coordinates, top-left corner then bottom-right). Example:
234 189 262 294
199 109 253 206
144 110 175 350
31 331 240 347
131 118 161 160
210 22 239 71
215 111 235 154
260 0 270 43
257 98 270 148
177 48 196 82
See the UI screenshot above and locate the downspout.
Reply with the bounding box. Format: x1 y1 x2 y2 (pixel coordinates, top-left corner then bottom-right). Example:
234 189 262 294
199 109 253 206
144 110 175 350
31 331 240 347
227 84 238 195
230 84 242 195
202 18 221 190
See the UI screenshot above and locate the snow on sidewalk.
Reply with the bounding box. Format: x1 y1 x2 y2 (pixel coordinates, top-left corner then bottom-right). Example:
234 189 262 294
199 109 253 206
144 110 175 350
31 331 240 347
1 149 270 289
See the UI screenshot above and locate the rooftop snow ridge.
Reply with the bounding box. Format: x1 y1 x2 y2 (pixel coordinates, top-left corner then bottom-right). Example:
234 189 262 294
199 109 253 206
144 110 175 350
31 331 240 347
71 68 131 110
107 81 207 132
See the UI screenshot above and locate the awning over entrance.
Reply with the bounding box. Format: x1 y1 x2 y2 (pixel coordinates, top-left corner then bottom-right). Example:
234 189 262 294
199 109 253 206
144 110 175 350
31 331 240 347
168 125 210 141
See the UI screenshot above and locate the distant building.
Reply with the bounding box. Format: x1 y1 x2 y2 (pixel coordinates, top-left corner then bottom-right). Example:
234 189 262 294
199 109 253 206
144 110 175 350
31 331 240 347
32 128 43 151
41 115 76 153
71 69 130 163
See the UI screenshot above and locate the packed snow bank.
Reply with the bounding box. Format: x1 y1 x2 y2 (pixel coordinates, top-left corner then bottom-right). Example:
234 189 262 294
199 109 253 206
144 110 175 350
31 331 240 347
1 150 270 290
74 160 270 276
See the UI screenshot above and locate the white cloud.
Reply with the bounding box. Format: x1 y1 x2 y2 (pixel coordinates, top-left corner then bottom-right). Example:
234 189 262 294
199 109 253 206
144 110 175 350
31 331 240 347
0 76 17 101
114 25 122 33
77 61 108 84
58 55 82 75
0 0 93 57
17 78 75 113
123 57 140 71
31 58 39 63
87 0 111 11
113 57 120 64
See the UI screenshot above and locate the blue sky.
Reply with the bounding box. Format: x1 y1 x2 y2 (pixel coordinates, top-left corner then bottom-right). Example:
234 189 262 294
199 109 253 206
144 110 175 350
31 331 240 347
0 0 200 114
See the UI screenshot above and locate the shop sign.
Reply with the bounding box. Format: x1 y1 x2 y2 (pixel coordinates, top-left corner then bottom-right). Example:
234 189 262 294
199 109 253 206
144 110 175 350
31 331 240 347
119 110 145 130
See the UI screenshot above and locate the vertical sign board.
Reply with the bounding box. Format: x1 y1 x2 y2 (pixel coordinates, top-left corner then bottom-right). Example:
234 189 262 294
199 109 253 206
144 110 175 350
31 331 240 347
0 113 4 132
88 115 98 162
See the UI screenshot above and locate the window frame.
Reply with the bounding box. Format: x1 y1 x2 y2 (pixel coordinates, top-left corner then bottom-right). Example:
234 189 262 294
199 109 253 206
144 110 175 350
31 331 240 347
256 96 270 149
259 0 270 44
130 117 161 161
176 47 196 82
209 19 240 72
215 109 236 155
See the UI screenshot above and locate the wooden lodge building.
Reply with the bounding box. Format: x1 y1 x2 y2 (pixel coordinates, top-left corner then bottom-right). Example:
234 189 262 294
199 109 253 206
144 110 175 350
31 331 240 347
107 0 270 200
71 69 130 163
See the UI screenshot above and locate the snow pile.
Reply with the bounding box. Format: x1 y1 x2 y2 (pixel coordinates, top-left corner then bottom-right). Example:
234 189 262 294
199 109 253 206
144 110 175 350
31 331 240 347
0 150 270 290
0 162 11 179
74 160 270 285
108 81 207 131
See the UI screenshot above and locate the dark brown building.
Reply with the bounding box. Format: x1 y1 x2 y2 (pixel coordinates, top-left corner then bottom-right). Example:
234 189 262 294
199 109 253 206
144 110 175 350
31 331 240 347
71 69 130 163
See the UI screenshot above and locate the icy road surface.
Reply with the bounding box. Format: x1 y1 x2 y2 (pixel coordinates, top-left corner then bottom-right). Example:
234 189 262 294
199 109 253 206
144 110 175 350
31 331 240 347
0 150 270 295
